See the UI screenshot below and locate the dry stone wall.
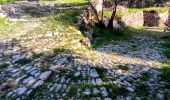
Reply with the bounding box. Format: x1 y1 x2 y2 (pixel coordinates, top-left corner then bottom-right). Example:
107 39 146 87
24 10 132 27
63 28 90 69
166 7 170 26
0 2 53 18
119 10 169 27
120 11 144 27
143 10 160 26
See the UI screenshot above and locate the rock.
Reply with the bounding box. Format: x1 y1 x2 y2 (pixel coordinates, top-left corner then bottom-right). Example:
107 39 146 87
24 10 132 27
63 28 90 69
12 54 25 63
23 76 34 84
104 98 112 100
27 78 36 86
49 57 67 71
76 16 84 25
24 66 32 71
156 93 164 100
84 28 93 40
0 83 11 91
80 38 91 48
91 79 96 85
84 88 90 95
102 18 109 28
93 88 100 95
74 71 81 77
116 5 128 13
90 69 99 78
126 96 132 100
17 87 27 95
127 87 134 92
15 75 27 84
56 84 62 92
60 77 65 83
26 89 32 95
113 20 121 28
96 78 103 85
39 71 51 80
101 87 108 97
32 80 44 88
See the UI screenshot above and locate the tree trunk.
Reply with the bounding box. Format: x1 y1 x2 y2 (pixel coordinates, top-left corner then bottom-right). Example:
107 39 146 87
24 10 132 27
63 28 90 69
108 0 118 28
88 0 100 23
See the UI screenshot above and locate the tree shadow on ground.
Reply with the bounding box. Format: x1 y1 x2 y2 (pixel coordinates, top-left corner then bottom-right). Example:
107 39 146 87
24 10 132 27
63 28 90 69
90 26 170 63
0 36 169 99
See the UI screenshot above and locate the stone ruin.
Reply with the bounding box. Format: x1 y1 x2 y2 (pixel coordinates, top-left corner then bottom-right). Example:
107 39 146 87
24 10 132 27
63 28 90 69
78 7 169 28
143 10 160 26
0 1 54 18
165 7 170 27
118 10 169 27
120 11 144 27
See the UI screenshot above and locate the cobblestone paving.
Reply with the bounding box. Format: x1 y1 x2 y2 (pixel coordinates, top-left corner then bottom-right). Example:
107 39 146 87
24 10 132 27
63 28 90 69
0 30 170 99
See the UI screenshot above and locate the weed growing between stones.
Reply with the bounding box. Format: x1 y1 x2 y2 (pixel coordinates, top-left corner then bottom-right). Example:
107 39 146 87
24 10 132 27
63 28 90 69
0 63 9 71
15 58 32 66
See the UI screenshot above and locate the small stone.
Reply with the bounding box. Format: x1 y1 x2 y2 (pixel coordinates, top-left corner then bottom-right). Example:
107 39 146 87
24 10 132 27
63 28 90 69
60 77 65 83
104 98 112 100
32 80 44 88
24 66 32 71
17 87 27 95
80 38 91 48
127 87 134 92
49 57 67 71
30 70 38 76
34 72 40 77
84 88 90 95
91 79 96 85
74 71 81 77
156 93 164 100
96 78 103 85
126 96 132 100
101 87 108 97
26 89 32 95
23 77 34 84
12 54 25 63
15 75 27 84
93 88 99 95
56 84 62 92
90 69 99 78
39 71 51 80
27 78 36 86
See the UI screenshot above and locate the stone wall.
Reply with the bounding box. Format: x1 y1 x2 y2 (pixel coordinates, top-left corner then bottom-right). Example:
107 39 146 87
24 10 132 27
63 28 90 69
120 11 144 27
0 2 53 18
119 10 169 27
159 11 168 26
143 10 160 26
128 0 168 8
166 8 170 26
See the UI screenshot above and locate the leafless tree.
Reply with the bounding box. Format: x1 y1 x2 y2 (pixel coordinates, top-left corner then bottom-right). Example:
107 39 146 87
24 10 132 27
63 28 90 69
88 0 126 28
108 0 122 28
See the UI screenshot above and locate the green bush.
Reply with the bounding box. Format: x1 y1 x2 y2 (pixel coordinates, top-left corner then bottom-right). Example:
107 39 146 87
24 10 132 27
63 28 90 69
0 0 15 4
